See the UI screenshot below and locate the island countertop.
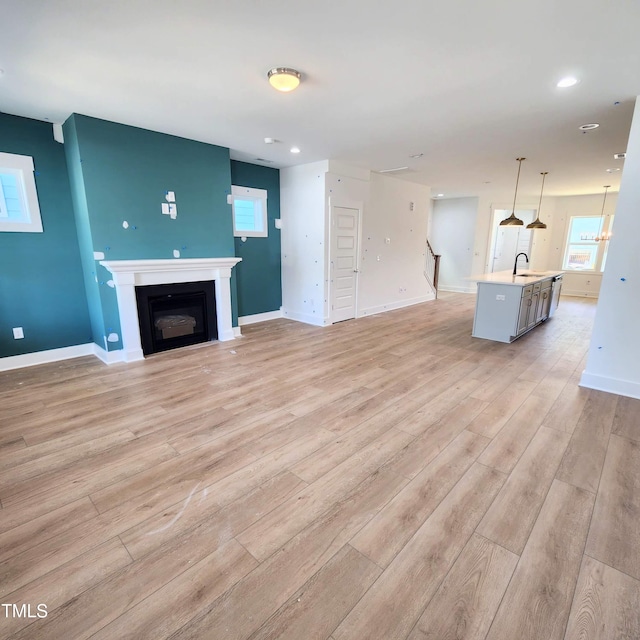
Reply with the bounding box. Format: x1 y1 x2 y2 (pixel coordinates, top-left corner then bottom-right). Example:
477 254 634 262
470 269 564 287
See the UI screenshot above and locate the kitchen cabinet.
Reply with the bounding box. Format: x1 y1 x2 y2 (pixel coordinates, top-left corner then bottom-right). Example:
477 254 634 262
517 286 533 335
536 281 552 323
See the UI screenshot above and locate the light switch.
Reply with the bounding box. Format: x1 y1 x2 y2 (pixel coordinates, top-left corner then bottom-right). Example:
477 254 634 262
13 327 24 339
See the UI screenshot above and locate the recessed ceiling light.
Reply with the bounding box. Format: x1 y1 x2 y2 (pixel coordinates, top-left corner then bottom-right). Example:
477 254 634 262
267 68 301 92
409 153 424 159
436 193 444 197
557 76 579 88
290 147 301 154
264 137 279 144
605 168 621 172
579 123 600 131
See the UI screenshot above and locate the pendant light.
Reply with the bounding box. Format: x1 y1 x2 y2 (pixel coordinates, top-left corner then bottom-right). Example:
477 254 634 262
595 185 611 242
527 172 549 229
500 157 526 226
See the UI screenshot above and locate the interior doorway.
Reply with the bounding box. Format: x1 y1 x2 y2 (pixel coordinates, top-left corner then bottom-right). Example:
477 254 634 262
329 201 361 323
489 208 535 272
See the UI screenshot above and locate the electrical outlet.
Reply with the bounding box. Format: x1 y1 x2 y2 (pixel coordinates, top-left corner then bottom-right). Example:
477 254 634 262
496 294 506 301
13 327 24 339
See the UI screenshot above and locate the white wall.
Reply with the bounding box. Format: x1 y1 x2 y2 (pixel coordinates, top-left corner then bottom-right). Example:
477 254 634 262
431 197 479 293
527 197 556 272
471 196 494 277
358 173 433 315
281 160 433 325
581 97 640 399
280 161 329 326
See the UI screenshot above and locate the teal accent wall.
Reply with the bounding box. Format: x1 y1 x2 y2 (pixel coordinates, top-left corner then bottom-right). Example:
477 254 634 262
63 115 239 350
0 112 91 358
231 161 282 317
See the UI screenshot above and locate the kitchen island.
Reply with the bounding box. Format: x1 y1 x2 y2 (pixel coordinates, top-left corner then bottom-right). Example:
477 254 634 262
470 270 564 343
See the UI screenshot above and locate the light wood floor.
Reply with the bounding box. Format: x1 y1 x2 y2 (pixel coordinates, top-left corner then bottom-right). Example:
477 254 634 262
1 293 639 640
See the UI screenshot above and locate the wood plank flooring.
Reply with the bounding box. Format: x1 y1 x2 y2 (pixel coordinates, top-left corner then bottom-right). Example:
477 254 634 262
1 293 638 640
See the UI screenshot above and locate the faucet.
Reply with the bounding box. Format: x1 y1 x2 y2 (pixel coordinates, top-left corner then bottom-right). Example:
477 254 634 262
513 252 529 275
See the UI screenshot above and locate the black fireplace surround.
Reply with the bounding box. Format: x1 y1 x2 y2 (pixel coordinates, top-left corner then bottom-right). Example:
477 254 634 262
135 281 217 355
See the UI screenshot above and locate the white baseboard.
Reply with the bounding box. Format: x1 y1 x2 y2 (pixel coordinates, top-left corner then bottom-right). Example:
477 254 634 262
359 293 436 317
238 309 283 326
217 328 237 341
0 343 95 371
438 285 476 294
92 344 125 365
233 326 242 338
580 370 640 400
562 290 600 299
282 309 328 326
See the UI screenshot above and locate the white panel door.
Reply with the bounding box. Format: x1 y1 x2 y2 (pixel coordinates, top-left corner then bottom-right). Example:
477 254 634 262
330 205 360 323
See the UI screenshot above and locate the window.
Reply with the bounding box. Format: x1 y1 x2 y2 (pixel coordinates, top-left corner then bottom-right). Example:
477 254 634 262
563 215 613 272
229 185 268 238
0 152 43 233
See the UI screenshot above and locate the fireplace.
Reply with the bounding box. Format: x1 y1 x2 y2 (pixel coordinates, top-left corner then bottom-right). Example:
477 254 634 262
100 258 241 362
135 281 217 355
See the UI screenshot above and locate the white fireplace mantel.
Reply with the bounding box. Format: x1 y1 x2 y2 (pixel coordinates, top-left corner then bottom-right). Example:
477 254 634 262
101 258 241 362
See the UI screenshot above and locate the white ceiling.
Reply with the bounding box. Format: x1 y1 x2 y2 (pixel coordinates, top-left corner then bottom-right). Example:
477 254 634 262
2 0 639 198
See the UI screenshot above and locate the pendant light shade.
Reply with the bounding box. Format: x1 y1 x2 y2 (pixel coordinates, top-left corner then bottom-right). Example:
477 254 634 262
527 172 549 230
500 158 526 226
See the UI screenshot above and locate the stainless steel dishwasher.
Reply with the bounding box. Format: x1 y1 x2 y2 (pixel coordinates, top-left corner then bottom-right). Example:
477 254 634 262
549 274 563 317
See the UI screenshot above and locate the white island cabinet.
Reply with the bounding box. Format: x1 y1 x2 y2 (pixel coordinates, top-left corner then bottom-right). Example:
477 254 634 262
470 270 563 343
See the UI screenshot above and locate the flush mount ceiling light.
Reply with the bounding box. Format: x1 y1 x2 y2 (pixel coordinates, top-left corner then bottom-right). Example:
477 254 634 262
267 68 301 92
579 123 600 131
527 172 549 230
557 76 579 88
500 158 526 226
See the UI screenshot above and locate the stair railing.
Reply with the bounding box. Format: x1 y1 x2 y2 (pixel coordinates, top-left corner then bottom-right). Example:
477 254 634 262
424 239 441 298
